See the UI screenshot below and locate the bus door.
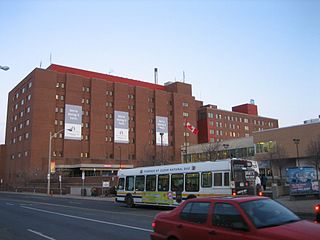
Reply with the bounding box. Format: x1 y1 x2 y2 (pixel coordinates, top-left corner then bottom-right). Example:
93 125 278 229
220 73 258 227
231 160 255 195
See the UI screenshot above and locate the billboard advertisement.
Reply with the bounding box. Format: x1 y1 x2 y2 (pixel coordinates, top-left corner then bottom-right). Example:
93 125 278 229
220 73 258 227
64 104 82 140
285 167 319 195
114 111 129 143
156 116 168 146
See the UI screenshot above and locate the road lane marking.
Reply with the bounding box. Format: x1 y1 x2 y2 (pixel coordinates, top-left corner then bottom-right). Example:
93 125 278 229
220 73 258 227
27 229 56 240
22 206 153 233
6 203 14 206
0 197 155 218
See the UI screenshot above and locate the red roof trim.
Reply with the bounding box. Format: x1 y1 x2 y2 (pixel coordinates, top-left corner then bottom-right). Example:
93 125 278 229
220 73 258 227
47 64 166 91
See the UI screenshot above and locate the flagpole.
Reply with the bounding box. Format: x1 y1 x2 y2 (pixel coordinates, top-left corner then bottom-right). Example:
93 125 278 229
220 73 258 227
184 118 188 163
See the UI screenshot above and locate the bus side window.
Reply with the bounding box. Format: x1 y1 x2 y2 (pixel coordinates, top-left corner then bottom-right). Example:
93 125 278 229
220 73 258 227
158 174 169 191
135 175 145 191
125 176 134 191
185 173 199 192
146 175 156 191
214 173 222 187
171 173 184 192
224 172 230 186
118 178 125 190
201 171 212 188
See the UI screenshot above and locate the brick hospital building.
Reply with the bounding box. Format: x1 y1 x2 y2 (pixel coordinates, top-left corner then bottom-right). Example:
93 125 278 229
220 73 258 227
3 64 278 186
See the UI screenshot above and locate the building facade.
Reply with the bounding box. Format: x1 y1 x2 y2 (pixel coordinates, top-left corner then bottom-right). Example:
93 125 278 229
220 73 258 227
253 122 320 178
197 103 278 143
4 64 202 185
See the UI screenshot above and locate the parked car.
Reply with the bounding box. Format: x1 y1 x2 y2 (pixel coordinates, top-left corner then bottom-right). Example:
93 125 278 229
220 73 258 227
151 196 320 240
315 204 320 222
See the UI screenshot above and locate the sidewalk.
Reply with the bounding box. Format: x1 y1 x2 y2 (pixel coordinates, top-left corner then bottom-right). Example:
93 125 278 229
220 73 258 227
276 195 319 215
0 191 115 202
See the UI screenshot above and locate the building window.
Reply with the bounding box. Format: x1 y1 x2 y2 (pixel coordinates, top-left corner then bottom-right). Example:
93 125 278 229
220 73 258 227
28 82 32 88
183 112 189 117
60 95 64 101
26 119 30 126
56 95 59 100
27 107 31 113
25 132 29 139
182 102 189 107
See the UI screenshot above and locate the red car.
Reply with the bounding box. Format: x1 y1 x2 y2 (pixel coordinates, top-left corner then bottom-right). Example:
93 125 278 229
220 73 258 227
151 196 320 240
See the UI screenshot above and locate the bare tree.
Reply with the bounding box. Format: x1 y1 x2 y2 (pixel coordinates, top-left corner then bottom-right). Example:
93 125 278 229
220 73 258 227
269 144 288 180
306 135 320 181
201 142 221 161
257 143 288 183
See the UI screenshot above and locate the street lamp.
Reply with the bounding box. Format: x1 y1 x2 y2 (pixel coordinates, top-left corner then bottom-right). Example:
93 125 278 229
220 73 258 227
118 146 122 170
223 143 229 159
47 129 64 195
0 65 9 71
160 132 164 165
293 138 300 167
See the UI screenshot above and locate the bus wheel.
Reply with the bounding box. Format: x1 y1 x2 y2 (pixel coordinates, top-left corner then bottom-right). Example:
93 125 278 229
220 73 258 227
125 194 135 208
187 195 196 200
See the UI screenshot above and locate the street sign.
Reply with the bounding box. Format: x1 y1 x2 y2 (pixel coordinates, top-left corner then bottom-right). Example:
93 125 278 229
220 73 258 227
102 181 110 188
59 175 62 182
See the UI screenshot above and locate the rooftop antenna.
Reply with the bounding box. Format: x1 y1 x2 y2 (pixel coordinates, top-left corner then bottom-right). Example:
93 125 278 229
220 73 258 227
250 99 255 104
183 71 185 83
50 53 52 64
154 68 158 84
40 60 42 68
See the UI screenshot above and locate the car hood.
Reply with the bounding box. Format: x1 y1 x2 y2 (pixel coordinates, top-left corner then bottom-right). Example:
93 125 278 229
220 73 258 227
260 220 320 239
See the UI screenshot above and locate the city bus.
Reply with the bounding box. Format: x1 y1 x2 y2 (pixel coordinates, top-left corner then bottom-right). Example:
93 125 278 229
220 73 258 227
116 158 259 207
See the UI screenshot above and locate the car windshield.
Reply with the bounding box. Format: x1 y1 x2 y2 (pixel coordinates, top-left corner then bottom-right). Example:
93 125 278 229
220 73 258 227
240 199 301 229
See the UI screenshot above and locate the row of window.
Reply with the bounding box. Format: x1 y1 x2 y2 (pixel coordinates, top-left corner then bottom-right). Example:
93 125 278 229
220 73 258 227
12 106 31 120
120 171 230 192
207 112 274 127
11 119 30 133
10 151 29 159
13 82 32 101
11 132 30 144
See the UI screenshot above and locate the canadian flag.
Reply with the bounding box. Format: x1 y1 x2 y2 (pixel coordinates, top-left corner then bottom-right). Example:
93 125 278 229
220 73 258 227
185 121 199 135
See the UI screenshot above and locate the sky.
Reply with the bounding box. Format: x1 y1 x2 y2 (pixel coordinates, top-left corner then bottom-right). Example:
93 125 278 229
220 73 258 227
0 0 319 144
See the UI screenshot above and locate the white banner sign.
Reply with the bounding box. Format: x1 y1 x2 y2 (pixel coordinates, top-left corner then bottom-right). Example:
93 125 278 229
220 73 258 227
114 111 129 143
156 116 168 146
64 104 82 140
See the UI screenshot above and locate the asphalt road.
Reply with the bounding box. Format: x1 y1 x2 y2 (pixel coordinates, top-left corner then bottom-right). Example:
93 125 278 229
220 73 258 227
0 192 316 240
0 192 161 240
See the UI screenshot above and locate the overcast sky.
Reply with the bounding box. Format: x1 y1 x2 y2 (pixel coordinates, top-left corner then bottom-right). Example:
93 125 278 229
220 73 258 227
0 0 319 143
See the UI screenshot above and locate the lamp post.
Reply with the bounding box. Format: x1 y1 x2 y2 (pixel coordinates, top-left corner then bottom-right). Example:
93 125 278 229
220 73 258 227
293 138 300 167
223 143 229 159
160 132 164 165
118 146 122 170
47 129 64 195
0 65 9 71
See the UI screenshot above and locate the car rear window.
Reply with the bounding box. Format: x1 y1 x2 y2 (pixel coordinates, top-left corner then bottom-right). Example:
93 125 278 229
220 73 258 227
180 202 210 224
